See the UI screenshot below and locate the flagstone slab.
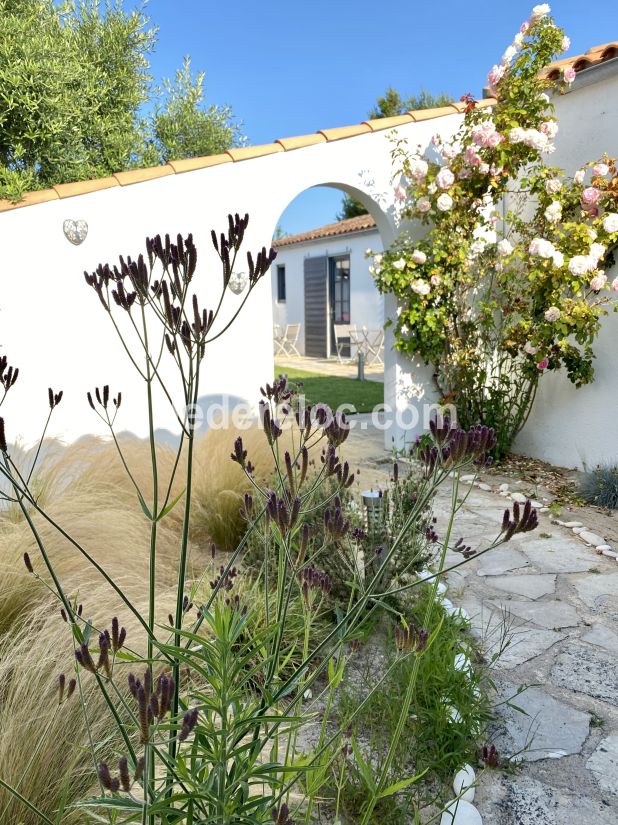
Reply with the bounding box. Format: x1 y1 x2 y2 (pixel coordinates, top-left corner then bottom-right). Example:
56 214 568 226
492 684 590 762
521 541 594 574
487 574 556 600
586 735 618 796
476 547 531 577
487 599 580 629
551 643 618 703
493 628 565 670
571 573 618 609
476 774 617 825
581 623 618 653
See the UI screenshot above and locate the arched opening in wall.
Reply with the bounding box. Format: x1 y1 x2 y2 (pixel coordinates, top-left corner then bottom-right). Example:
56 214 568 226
270 184 392 417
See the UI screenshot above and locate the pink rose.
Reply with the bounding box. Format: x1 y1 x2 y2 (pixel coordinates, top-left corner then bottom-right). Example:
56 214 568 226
582 187 601 205
520 21 530 33
564 67 576 84
436 167 455 189
590 273 608 291
394 184 406 201
537 357 549 371
487 64 506 88
593 163 609 177
561 36 570 52
416 197 431 213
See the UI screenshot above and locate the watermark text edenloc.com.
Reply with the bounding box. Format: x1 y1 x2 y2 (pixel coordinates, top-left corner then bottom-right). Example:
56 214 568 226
185 396 457 433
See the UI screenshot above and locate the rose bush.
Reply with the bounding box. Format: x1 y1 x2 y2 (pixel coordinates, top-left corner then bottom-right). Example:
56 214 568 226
370 5 618 457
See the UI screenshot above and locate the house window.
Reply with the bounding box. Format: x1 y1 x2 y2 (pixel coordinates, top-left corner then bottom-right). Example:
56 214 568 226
277 265 286 302
329 256 350 324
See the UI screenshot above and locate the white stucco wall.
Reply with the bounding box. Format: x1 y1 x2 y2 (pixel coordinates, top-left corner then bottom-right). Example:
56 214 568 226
271 227 383 355
515 64 618 468
0 112 464 447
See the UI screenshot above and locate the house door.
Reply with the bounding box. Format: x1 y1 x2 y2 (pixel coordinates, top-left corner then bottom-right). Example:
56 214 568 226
303 256 328 358
329 255 351 356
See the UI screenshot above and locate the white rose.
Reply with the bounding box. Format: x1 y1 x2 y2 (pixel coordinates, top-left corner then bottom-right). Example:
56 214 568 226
392 258 406 271
373 254 383 265
574 170 585 185
603 213 618 233
531 4 551 20
513 33 524 47
409 157 428 179
545 179 562 194
529 237 555 259
612 276 618 292
436 193 453 212
544 306 561 322
552 249 564 268
417 196 431 213
524 341 539 355
497 239 513 256
365 248 373 256
544 202 562 223
539 92 550 104
411 279 431 296
509 127 526 143
411 249 427 264
568 255 595 276
590 243 606 261
502 45 517 64
430 274 441 286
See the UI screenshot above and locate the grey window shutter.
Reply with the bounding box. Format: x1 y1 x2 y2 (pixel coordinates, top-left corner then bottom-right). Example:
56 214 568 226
303 256 328 358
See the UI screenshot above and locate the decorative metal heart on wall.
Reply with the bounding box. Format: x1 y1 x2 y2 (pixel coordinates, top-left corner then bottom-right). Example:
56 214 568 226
63 219 88 245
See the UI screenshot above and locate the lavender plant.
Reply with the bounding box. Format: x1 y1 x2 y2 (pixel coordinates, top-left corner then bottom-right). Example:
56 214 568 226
0 219 537 825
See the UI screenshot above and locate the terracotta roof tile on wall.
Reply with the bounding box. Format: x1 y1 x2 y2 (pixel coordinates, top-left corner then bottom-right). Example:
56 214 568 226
273 214 377 247
0 40 615 215
540 41 618 81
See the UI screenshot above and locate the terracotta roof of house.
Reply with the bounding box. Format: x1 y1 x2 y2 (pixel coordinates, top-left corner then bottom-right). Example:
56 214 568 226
0 41 615 216
539 41 618 81
273 214 377 247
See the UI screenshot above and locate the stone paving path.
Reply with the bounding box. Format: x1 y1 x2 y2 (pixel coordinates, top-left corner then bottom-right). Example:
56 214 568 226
341 424 618 823
434 482 618 824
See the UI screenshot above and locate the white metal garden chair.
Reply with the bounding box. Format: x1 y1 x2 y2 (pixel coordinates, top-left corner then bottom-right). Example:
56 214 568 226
363 328 384 366
278 323 301 357
334 324 357 362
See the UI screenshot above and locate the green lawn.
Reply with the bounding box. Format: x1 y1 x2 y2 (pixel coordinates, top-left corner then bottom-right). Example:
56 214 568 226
274 364 384 414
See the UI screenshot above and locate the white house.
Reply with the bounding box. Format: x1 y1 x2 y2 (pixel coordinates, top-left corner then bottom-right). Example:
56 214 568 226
272 214 382 357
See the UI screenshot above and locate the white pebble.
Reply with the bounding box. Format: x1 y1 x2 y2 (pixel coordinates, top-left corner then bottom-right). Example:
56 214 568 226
454 653 471 673
540 507 550 513
448 705 463 723
562 521 583 528
477 482 492 492
572 527 584 535
437 581 448 595
602 549 618 559
579 531 605 547
440 799 482 825
499 483 510 492
530 500 543 508
453 764 476 802
596 544 613 551
511 492 527 504
460 474 476 484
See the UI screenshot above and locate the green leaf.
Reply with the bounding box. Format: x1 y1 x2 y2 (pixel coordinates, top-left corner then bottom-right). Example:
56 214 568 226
157 488 186 521
377 768 428 798
352 737 376 793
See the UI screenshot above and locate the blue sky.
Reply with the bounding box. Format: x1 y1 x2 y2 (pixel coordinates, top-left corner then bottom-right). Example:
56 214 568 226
144 0 616 234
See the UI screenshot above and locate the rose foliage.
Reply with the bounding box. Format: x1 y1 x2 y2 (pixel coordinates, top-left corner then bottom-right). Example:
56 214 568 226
370 5 618 457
